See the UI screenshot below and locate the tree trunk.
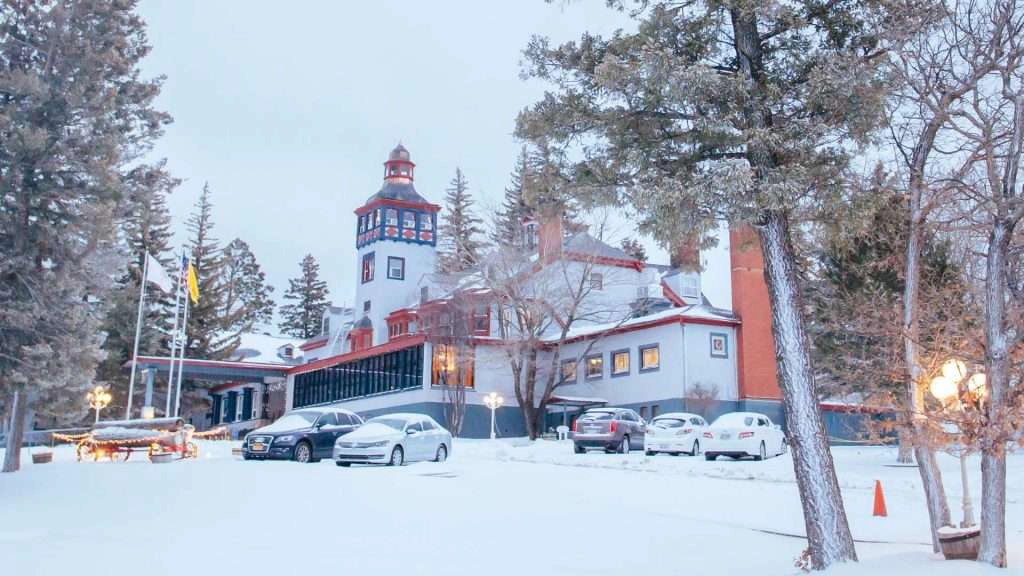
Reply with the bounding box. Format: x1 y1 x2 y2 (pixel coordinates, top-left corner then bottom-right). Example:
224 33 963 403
902 157 952 551
897 429 914 464
2 389 27 473
978 221 1011 567
758 210 858 569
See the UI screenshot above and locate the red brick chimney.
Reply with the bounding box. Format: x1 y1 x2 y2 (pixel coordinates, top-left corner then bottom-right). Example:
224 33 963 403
538 214 563 264
730 225 781 400
670 236 702 272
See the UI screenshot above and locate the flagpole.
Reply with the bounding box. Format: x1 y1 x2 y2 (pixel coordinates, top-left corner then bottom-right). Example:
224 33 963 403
165 249 186 416
173 292 190 417
124 253 150 420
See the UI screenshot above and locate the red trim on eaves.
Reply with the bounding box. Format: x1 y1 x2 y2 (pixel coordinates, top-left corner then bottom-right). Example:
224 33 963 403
564 252 644 271
660 280 687 307
557 312 739 346
354 198 441 217
289 334 426 376
299 338 328 351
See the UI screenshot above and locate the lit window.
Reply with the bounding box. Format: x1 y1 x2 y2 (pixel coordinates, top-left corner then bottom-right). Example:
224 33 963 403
420 213 433 231
403 211 416 229
612 350 629 376
361 253 375 283
385 208 399 226
590 272 604 291
585 354 603 379
387 256 405 280
640 345 660 372
560 359 577 383
431 343 474 388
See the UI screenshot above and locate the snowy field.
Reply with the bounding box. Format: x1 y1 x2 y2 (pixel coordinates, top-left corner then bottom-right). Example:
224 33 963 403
1 440 1021 576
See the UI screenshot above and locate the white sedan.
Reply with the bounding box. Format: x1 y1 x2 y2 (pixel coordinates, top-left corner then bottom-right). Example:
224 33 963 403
333 413 452 467
702 412 787 461
643 412 708 456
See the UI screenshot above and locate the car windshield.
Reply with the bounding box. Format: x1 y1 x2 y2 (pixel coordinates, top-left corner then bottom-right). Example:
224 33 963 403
652 418 687 428
366 417 408 431
712 414 755 427
262 412 317 432
579 411 614 421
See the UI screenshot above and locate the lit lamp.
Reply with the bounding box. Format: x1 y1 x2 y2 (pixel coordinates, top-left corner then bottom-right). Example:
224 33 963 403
141 406 155 419
86 386 112 425
929 359 986 528
483 392 504 440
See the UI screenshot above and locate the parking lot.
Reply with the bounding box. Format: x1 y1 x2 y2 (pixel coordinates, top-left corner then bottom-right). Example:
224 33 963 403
0 439 1020 576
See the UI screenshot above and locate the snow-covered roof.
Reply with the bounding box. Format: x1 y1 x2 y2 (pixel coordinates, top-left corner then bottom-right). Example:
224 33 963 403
229 333 305 365
563 232 637 262
554 304 738 343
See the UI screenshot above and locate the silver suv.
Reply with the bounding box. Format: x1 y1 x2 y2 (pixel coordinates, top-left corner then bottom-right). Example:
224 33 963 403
572 408 646 454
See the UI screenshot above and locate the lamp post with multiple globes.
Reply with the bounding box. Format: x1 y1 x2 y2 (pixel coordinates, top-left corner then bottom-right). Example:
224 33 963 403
929 359 986 528
483 392 504 440
86 386 112 425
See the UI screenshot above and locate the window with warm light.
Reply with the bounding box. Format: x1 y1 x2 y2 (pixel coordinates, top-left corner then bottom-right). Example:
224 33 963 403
612 349 630 376
585 354 603 379
640 344 660 372
431 343 474 388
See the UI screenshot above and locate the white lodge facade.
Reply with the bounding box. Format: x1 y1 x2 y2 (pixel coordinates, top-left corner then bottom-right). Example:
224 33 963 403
255 143 835 440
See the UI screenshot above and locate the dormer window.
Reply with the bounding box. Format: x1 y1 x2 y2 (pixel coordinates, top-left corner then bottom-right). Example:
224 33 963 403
322 316 331 336
402 211 416 229
282 346 294 359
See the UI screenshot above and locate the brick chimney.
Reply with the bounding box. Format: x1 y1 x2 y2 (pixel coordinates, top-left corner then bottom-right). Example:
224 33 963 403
670 235 702 272
538 214 563 263
729 225 781 400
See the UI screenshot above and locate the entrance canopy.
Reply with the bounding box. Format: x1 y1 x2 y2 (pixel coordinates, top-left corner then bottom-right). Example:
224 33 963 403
547 395 608 410
130 356 290 383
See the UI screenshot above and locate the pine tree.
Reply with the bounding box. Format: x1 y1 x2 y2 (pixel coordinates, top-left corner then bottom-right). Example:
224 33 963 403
222 238 276 332
184 183 239 359
1 0 172 472
437 168 484 273
619 238 647 263
279 254 330 339
493 147 534 247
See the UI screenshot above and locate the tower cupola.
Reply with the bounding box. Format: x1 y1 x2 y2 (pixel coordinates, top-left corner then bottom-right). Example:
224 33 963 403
384 143 415 181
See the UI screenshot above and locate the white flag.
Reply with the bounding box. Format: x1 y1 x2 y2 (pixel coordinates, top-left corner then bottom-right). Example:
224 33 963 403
144 253 175 293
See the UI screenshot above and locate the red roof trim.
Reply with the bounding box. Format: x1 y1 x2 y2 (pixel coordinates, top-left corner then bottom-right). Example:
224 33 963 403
299 338 328 351
355 198 441 216
660 280 687 307
565 252 644 272
289 334 426 376
557 312 738 346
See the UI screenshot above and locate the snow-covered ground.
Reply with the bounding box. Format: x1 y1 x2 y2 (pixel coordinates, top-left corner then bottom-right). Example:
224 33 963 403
0 440 1020 575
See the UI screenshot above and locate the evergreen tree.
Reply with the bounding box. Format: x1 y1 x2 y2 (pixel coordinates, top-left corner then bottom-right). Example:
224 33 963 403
222 238 276 331
96 162 179 417
619 237 647 263
185 183 240 359
493 147 534 247
437 168 484 273
279 254 330 339
0 0 172 472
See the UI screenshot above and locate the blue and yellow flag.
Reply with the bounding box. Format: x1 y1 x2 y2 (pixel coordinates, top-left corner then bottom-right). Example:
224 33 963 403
186 260 199 304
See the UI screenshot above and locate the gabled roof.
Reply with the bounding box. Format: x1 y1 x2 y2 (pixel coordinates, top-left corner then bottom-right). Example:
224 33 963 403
563 232 637 262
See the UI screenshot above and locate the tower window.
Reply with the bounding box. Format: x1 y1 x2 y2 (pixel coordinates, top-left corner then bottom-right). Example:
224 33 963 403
358 215 366 233
363 300 371 312
420 286 429 304
361 252 375 283
387 256 405 280
420 213 433 231
385 208 398 227
402 211 416 229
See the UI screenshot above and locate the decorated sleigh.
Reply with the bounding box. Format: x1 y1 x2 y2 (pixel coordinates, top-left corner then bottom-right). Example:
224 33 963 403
57 418 200 463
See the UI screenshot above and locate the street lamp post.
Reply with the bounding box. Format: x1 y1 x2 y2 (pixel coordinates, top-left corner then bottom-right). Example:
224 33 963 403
929 359 985 528
483 392 504 440
86 386 112 425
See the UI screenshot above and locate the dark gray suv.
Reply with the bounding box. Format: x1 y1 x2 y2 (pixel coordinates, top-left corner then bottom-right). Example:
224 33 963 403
572 408 646 454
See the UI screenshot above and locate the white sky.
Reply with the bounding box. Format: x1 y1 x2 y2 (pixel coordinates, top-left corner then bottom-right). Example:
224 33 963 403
138 0 661 314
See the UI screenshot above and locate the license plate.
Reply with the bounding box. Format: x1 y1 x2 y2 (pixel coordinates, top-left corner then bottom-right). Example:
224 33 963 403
719 434 731 440
585 427 601 434
252 442 266 451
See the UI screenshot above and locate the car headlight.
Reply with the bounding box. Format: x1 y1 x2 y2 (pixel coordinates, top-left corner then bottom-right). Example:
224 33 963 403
274 435 295 445
365 440 389 448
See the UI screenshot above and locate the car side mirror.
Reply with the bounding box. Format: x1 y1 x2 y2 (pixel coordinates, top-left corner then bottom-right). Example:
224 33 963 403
406 429 416 435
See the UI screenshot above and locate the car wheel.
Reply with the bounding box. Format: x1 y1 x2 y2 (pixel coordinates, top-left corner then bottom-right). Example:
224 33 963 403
645 450 655 456
754 442 766 461
293 441 313 463
620 436 630 455
335 461 351 467
670 452 681 456
705 453 717 461
389 445 404 466
573 443 585 454
691 440 700 456
242 453 252 461
435 444 448 463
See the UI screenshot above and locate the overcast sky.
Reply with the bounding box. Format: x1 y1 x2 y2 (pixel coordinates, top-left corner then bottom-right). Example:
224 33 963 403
137 1 657 317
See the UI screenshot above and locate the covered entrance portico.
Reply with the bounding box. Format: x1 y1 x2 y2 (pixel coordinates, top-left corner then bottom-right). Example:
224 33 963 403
545 395 608 432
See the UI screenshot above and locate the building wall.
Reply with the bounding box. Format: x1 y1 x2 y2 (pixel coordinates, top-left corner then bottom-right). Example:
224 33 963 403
682 323 739 402
354 240 435 347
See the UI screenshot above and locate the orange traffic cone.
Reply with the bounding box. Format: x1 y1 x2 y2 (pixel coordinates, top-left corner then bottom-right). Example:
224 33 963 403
873 480 888 517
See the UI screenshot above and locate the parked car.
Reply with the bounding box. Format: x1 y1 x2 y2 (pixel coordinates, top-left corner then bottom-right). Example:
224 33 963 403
702 412 786 461
643 412 708 456
243 407 363 463
333 413 452 467
572 407 646 454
